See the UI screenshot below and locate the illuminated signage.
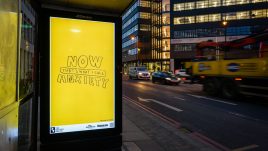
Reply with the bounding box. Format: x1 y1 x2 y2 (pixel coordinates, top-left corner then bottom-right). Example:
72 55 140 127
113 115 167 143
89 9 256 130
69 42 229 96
0 12 18 109
49 17 115 134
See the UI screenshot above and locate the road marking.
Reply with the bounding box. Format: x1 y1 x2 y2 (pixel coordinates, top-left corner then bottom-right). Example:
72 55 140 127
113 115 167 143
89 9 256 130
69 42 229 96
138 97 183 112
123 95 181 128
232 144 259 151
187 94 237 106
174 97 185 101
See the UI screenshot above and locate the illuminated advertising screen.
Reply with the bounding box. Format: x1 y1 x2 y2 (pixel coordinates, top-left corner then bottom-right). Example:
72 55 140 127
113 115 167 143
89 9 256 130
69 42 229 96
49 17 115 134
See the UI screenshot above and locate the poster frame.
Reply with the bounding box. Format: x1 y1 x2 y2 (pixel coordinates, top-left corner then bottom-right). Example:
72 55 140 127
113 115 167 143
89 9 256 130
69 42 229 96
39 8 122 143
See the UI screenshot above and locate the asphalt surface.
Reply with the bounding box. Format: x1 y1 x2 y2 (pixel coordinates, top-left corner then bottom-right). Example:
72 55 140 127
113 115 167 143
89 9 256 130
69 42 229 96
123 79 268 151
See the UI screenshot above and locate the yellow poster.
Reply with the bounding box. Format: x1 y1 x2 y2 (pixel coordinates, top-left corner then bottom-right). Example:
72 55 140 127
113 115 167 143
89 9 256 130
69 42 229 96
0 11 18 110
50 17 115 134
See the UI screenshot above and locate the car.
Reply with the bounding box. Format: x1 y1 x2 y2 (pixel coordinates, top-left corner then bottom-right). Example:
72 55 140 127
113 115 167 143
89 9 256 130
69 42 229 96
175 69 191 82
152 71 181 85
129 66 150 80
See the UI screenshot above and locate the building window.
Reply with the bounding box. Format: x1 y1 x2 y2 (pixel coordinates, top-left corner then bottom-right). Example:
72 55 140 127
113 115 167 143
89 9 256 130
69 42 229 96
122 13 139 29
251 9 267 18
174 44 196 52
162 52 170 59
122 36 138 48
209 14 221 22
140 0 150 7
174 0 264 12
122 25 138 39
184 16 195 24
184 2 195 10
222 0 236 6
174 3 184 11
223 12 237 20
163 4 170 12
209 0 221 7
140 12 150 19
122 1 138 20
162 39 170 51
140 24 150 31
237 11 250 20
252 0 266 3
128 48 138 55
236 0 250 4
196 15 209 23
162 14 170 25
174 16 195 24
162 26 170 38
196 0 209 9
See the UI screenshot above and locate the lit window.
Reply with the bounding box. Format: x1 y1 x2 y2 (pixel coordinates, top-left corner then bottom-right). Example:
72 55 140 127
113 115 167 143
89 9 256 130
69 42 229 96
140 24 150 31
162 26 170 38
251 9 267 18
223 0 236 6
140 0 150 7
237 11 250 20
236 0 250 4
162 52 170 59
174 3 184 11
209 14 221 22
162 14 170 24
223 12 237 20
196 0 209 9
252 0 266 3
140 12 150 19
209 0 221 7
184 2 195 10
162 39 170 51
174 17 182 24
163 4 170 12
196 15 209 23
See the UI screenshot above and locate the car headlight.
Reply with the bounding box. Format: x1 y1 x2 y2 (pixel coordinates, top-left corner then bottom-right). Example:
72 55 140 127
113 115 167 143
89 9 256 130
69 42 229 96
177 78 181 81
165 77 171 80
138 72 142 75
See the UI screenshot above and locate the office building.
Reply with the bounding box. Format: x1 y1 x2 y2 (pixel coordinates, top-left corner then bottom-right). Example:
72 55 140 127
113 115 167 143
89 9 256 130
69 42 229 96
171 0 268 70
122 0 165 72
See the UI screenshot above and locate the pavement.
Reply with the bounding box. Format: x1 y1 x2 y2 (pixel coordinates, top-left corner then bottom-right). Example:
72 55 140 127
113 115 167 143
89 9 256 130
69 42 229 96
122 97 218 151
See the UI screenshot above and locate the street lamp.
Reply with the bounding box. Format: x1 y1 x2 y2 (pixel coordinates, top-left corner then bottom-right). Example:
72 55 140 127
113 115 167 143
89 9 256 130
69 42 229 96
221 20 228 43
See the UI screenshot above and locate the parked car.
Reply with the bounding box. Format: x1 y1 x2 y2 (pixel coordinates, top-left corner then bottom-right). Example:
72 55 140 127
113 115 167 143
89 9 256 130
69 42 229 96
129 66 150 80
152 71 181 85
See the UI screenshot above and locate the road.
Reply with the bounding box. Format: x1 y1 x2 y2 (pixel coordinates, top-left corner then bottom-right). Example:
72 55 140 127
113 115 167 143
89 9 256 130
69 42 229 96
123 79 268 151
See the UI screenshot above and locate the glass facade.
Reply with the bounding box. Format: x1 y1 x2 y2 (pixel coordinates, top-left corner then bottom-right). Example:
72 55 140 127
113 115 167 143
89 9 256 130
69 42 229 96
174 9 268 25
174 0 267 11
173 26 253 39
173 44 196 52
122 36 138 48
122 13 139 29
122 25 138 39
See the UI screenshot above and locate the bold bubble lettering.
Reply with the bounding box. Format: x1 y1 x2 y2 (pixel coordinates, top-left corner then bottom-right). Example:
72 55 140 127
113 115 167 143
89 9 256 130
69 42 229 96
78 55 88 68
89 56 103 68
67 56 77 67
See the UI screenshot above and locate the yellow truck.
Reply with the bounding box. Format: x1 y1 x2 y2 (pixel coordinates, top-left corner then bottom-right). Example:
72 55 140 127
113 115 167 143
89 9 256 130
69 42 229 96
186 31 268 99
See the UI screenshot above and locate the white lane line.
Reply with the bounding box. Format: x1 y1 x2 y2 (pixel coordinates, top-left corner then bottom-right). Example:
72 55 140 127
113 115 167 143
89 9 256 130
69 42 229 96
174 97 185 101
138 97 183 112
232 144 259 151
187 94 237 106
